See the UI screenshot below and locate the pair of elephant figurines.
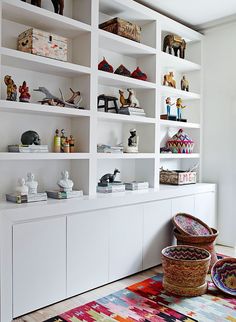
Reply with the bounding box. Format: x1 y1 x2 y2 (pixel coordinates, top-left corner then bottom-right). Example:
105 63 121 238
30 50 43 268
21 0 64 15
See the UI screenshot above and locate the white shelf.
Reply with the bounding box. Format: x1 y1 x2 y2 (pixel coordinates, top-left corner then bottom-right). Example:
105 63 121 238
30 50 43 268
97 112 156 124
98 70 156 89
160 52 201 72
161 85 200 100
160 119 200 129
160 153 200 159
99 30 156 56
97 153 155 159
0 47 91 78
0 153 91 161
0 100 91 118
2 0 91 38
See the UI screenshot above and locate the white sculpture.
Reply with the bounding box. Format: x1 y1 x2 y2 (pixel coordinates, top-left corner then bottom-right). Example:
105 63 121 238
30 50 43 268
26 172 38 194
15 178 29 195
126 129 139 153
57 170 74 192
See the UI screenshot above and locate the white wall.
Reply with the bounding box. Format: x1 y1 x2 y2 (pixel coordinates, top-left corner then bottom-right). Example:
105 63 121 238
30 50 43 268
202 22 236 247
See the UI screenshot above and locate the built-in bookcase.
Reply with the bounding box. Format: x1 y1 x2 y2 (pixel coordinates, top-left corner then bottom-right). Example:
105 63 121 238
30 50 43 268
0 0 203 197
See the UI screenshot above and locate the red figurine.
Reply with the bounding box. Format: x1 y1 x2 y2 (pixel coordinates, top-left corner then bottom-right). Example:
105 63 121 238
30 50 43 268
19 81 31 103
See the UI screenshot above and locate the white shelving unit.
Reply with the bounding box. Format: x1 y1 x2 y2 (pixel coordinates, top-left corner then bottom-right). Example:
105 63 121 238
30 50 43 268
0 0 203 197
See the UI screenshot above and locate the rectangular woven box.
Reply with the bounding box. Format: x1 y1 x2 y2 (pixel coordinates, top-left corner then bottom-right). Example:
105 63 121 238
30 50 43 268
160 170 197 185
18 28 68 62
99 17 141 42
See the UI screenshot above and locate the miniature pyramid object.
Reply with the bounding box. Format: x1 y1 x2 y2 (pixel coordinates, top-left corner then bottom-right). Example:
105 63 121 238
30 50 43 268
98 57 114 73
131 67 147 81
114 64 131 77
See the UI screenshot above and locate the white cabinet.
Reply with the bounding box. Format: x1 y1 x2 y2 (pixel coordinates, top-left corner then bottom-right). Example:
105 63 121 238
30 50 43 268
172 195 195 216
67 210 109 297
109 205 143 282
143 200 172 270
13 217 66 318
195 192 216 228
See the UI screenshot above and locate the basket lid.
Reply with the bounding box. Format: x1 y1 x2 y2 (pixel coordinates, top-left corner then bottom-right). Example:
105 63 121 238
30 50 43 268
173 213 213 236
168 129 194 143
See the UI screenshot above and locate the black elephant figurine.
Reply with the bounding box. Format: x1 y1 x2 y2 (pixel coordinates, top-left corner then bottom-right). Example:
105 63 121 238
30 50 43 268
21 0 64 15
163 34 186 59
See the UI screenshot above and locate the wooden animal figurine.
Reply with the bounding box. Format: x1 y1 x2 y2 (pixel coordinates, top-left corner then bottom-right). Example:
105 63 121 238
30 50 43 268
51 0 64 15
65 88 82 105
163 72 176 88
181 75 189 92
19 81 31 103
176 98 187 120
100 169 120 184
127 89 140 108
4 75 17 101
163 34 186 59
21 0 41 7
119 89 130 108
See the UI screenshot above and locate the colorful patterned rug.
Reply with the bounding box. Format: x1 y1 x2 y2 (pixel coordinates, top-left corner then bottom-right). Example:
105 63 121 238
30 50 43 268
44 272 236 322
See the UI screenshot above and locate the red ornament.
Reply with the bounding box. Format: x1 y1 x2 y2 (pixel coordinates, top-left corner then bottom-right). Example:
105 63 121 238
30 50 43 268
131 67 147 81
98 57 114 73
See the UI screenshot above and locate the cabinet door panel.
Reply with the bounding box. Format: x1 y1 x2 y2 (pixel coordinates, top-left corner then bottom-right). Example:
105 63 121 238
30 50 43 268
67 210 109 297
172 195 195 216
195 192 216 227
109 205 143 282
143 200 172 270
13 217 66 318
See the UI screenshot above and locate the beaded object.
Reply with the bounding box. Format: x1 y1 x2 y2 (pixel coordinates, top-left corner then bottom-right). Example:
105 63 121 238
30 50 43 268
131 67 147 81
166 128 194 153
173 213 213 236
211 258 236 296
98 57 114 73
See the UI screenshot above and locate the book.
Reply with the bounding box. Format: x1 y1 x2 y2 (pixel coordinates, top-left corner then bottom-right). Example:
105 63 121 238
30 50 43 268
98 181 123 187
6 192 47 204
118 108 146 116
97 144 124 153
97 184 125 193
46 190 83 199
124 181 149 190
8 145 49 153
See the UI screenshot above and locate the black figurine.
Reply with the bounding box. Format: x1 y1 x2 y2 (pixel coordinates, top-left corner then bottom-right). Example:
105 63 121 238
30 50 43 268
100 169 120 184
21 131 41 145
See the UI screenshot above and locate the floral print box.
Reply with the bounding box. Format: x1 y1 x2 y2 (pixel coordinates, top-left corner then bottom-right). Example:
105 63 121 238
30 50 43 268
18 28 68 62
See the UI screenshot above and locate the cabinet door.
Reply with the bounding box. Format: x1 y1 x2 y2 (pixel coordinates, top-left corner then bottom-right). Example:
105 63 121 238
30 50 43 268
195 192 216 228
13 217 66 318
67 210 109 297
172 195 195 216
109 205 143 282
143 200 172 270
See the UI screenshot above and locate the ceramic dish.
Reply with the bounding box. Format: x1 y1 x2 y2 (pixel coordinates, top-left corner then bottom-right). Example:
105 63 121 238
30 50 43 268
173 213 213 236
211 257 236 296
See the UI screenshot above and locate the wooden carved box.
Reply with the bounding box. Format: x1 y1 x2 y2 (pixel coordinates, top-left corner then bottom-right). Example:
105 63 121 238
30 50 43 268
18 28 68 62
160 169 197 185
99 17 141 43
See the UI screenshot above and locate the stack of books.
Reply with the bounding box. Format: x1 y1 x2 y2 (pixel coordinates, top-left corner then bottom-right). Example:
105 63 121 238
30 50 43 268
97 182 125 193
46 190 83 199
97 144 124 154
124 181 149 191
8 145 49 153
118 107 146 116
6 192 47 204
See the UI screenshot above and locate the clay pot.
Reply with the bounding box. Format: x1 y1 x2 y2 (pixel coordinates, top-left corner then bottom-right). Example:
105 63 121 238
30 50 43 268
161 245 211 297
173 228 219 271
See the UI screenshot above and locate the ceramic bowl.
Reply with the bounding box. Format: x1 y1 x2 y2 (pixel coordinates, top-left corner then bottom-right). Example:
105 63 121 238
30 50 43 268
211 257 236 296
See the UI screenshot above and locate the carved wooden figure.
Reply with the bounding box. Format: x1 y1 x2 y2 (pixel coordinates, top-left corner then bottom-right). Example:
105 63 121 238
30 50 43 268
163 71 176 88
181 76 189 92
163 34 186 59
21 0 64 15
21 0 41 7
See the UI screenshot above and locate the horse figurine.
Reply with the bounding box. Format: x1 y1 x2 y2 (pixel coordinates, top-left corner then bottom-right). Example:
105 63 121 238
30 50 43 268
163 71 176 88
119 89 130 108
181 76 189 92
21 0 64 15
100 169 120 184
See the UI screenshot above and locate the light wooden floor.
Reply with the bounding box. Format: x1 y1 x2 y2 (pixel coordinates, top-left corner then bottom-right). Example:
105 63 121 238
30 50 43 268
14 245 236 322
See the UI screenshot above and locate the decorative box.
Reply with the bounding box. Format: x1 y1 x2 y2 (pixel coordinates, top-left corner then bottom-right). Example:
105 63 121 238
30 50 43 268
99 17 141 43
166 129 194 153
160 169 197 185
18 28 68 62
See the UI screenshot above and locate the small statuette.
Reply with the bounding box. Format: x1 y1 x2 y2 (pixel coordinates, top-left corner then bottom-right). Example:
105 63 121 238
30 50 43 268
176 98 187 121
126 128 139 153
54 129 61 153
61 129 66 152
21 130 41 145
4 75 17 101
69 135 75 153
165 97 175 118
26 172 38 194
163 71 176 88
181 75 189 92
19 81 31 102
15 178 29 196
64 137 70 153
100 169 120 184
57 170 74 192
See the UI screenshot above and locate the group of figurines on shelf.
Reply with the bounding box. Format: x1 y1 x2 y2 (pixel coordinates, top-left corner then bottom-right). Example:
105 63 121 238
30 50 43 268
98 88 146 116
4 75 83 109
6 170 83 203
163 72 189 91
54 129 76 153
21 0 64 15
97 169 149 193
163 97 188 122
98 57 148 81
